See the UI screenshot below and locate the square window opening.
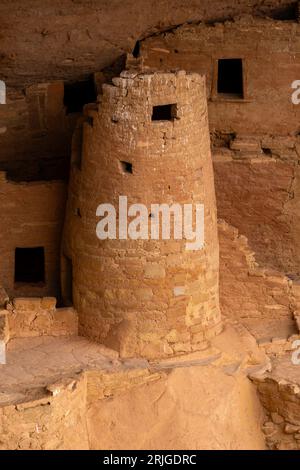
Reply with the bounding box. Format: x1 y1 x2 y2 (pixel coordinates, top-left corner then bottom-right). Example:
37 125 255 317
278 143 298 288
152 104 177 121
15 247 45 284
120 161 133 174
217 59 244 98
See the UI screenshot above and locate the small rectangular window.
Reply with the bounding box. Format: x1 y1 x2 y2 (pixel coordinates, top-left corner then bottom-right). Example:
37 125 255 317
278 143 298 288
15 247 45 284
152 104 177 121
120 161 133 174
217 59 244 98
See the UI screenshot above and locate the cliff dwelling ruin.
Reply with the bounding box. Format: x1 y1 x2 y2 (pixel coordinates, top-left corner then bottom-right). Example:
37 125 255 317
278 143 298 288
1 0 300 452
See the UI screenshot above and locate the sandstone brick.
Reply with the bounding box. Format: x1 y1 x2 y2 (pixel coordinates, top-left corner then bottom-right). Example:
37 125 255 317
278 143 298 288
144 263 166 280
271 412 284 425
13 298 41 311
41 297 57 310
285 424 300 434
7 301 78 339
134 288 153 301
0 312 9 343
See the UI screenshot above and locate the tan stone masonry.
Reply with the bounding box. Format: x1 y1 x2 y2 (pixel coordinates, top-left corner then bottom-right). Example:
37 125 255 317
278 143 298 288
62 71 222 359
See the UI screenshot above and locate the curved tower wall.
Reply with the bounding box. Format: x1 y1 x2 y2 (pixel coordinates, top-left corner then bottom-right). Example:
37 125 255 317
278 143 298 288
62 71 222 359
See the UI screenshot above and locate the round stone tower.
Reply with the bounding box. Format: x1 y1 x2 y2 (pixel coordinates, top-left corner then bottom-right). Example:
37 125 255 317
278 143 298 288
62 71 222 359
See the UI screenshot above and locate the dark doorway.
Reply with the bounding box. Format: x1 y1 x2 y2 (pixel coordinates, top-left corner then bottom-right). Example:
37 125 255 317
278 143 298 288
64 77 97 114
217 59 244 98
15 247 45 284
120 161 133 174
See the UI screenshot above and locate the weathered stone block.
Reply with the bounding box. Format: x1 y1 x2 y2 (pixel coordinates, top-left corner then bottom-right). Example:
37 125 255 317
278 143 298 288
41 297 57 310
144 263 166 280
13 298 41 311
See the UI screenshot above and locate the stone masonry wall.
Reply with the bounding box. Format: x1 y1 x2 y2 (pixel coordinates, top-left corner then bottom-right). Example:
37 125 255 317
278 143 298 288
139 18 300 276
214 156 300 275
0 374 89 450
3 297 78 340
252 373 300 450
0 82 72 181
140 16 300 136
0 173 67 298
219 220 293 326
63 71 222 359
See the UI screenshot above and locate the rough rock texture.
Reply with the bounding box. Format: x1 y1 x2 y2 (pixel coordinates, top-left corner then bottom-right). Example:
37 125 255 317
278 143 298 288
292 280 300 329
247 278 300 450
62 71 221 358
87 365 264 450
1 1 296 87
0 311 9 344
2 5 300 181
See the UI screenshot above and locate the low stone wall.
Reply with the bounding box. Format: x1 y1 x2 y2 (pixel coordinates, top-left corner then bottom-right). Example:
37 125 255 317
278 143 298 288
0 374 89 450
252 374 300 450
0 175 67 299
258 334 300 357
1 297 78 341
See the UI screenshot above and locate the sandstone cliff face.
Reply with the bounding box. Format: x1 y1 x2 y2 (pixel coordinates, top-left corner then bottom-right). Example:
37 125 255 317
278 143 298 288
0 1 296 87
87 364 265 450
